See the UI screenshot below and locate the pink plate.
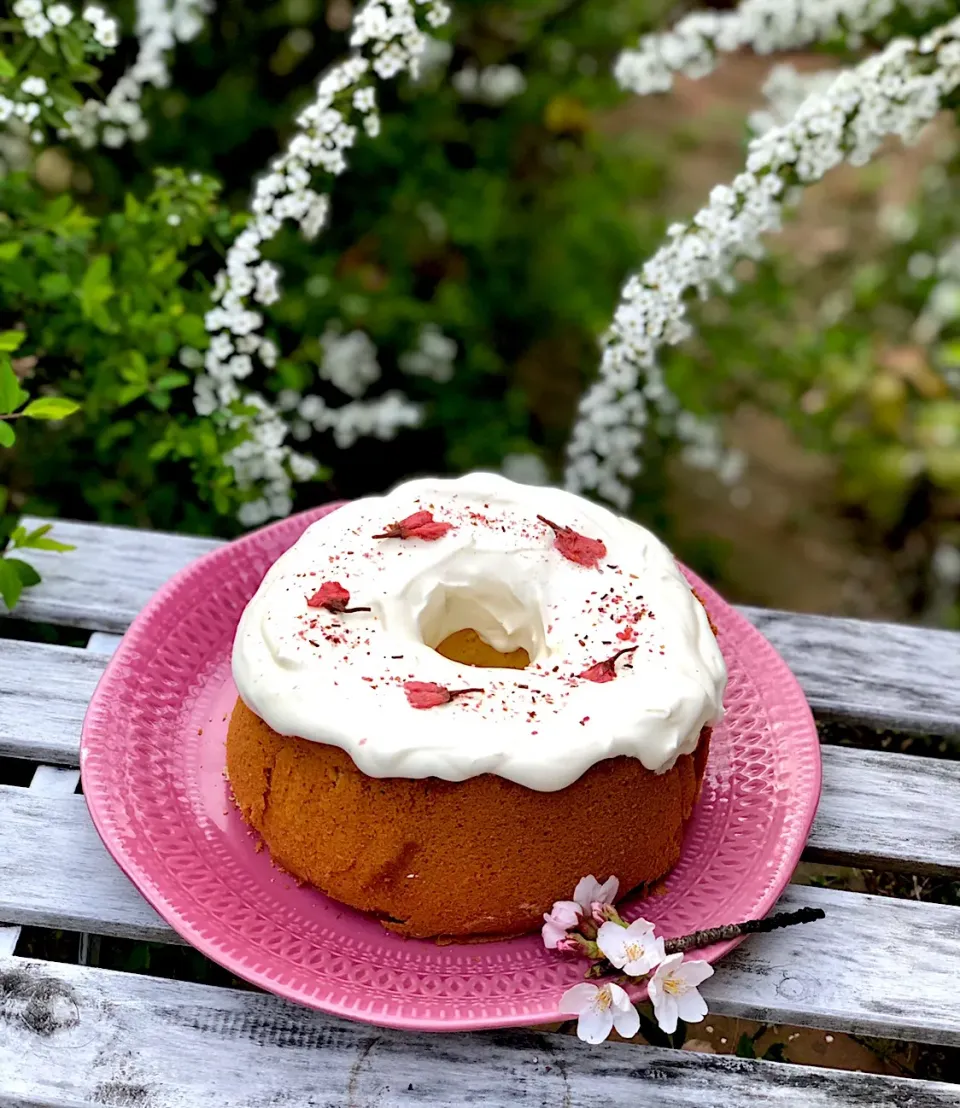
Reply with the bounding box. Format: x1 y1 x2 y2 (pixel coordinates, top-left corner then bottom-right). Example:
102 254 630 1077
81 502 821 1031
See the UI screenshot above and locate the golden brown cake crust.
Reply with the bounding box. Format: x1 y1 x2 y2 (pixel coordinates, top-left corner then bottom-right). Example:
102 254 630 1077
226 697 710 940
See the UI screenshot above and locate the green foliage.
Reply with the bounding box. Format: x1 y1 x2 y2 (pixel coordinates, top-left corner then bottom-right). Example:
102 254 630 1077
3 0 675 538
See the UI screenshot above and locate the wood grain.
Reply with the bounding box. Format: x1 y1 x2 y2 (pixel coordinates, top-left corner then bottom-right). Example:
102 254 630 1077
2 955 959 1108
0 766 80 959
10 516 219 633
11 516 960 736
0 786 957 1045
0 641 106 765
810 746 960 876
744 606 960 737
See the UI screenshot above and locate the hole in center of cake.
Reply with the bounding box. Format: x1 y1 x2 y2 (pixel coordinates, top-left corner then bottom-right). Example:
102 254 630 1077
418 584 535 670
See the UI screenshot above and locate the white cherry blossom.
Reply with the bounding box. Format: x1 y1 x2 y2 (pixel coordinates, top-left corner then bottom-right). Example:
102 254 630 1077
560 982 641 1044
541 900 581 949
596 918 665 976
573 874 619 912
648 953 714 1033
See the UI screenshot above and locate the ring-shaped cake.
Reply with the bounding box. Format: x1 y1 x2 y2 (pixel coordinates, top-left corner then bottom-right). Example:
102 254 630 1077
227 473 726 938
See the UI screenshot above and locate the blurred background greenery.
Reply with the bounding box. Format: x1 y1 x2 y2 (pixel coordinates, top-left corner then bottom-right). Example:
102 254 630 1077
1 0 959 626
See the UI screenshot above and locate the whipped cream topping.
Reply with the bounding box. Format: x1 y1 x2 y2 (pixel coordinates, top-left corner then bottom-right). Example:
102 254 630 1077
232 472 727 791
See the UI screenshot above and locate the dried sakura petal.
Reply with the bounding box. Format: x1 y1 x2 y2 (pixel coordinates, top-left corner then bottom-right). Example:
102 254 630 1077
306 581 370 613
579 646 637 683
403 681 484 709
537 515 606 568
374 510 454 541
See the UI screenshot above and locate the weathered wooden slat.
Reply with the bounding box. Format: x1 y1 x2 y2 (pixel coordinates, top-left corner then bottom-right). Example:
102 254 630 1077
12 516 960 736
85 631 123 655
0 766 80 959
0 786 957 1045
810 746 960 876
744 606 960 737
0 641 107 765
10 516 220 633
2 956 959 1108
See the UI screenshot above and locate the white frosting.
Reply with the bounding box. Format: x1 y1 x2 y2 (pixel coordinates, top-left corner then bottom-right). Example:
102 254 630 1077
232 472 726 791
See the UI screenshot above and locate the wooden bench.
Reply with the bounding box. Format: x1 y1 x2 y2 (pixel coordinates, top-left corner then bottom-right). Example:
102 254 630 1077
2 516 959 1106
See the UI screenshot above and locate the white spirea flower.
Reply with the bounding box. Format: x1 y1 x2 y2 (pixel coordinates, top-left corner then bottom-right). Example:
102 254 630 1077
748 63 843 134
20 76 48 96
94 17 119 47
560 982 641 1045
614 0 951 98
47 4 74 25
398 323 457 382
65 0 213 149
318 325 382 398
13 0 44 17
22 12 51 36
453 63 526 105
565 16 960 507
198 0 449 523
501 452 551 487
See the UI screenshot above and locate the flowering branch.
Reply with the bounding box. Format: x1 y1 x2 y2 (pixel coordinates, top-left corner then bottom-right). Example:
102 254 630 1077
197 0 451 524
547 875 826 1044
64 0 213 149
748 62 846 135
613 0 952 99
565 15 960 509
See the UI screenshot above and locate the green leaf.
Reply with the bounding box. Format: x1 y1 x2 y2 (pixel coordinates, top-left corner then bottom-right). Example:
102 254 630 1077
0 242 22 261
735 1033 757 1059
0 50 15 79
0 331 26 353
22 396 81 421
7 557 41 587
0 422 14 448
78 253 114 323
0 487 7 515
40 272 73 300
0 559 23 610
0 363 24 415
28 536 75 552
154 372 190 391
14 523 73 552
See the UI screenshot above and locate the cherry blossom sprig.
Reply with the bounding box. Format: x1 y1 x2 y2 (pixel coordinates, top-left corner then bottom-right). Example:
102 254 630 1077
614 0 951 99
546 874 825 1044
198 0 451 525
565 15 960 510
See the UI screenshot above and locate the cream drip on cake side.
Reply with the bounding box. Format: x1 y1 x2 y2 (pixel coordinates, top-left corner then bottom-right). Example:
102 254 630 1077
231 472 727 791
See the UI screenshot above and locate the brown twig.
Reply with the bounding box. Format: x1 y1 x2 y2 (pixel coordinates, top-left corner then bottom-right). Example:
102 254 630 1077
663 907 826 954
